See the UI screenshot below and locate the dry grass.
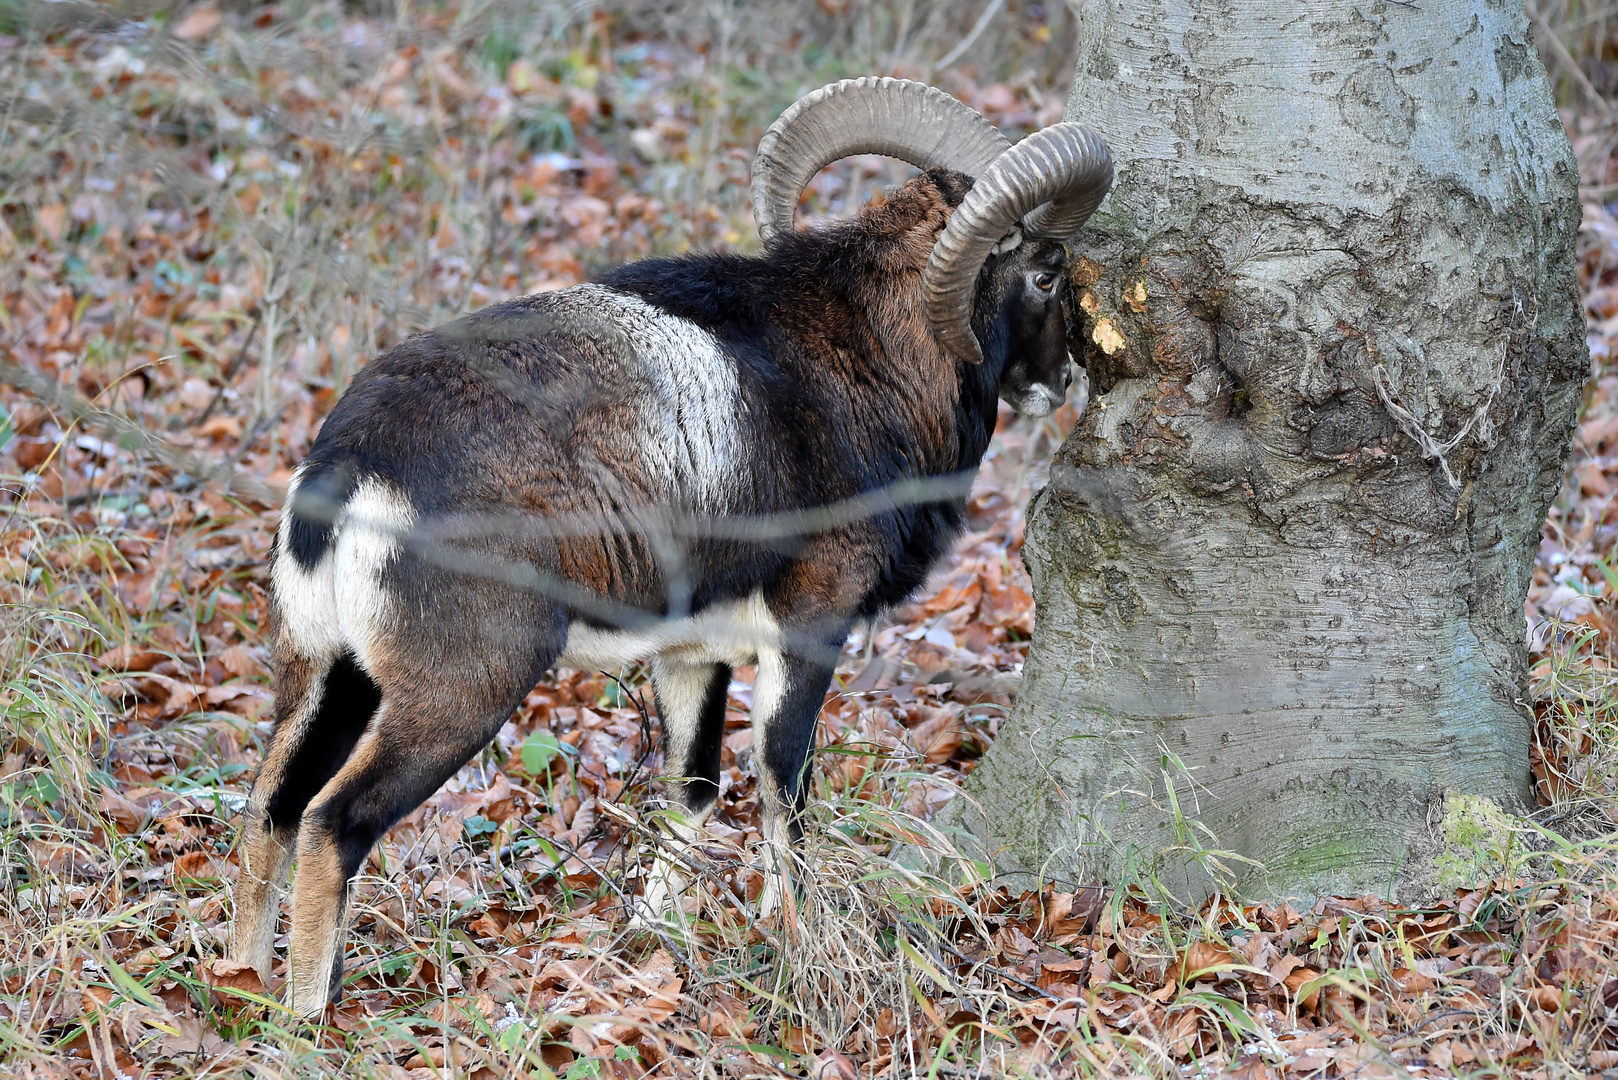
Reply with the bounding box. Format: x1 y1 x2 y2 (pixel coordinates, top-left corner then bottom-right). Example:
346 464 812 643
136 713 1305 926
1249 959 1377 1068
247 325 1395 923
1 2 1617 1078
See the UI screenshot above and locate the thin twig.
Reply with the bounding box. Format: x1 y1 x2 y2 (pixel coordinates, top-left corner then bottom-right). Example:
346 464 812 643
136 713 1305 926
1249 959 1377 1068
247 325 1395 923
937 940 1064 1003
1526 2 1615 120
0 359 280 506
935 0 1005 72
190 308 264 428
1411 1007 1486 1033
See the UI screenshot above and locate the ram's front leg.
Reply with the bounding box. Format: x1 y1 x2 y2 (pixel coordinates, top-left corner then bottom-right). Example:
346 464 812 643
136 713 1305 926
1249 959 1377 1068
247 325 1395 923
640 657 731 922
748 636 839 919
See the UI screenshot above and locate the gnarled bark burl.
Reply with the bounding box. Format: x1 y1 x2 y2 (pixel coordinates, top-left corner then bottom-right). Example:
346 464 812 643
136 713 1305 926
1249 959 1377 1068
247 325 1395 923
961 0 1587 901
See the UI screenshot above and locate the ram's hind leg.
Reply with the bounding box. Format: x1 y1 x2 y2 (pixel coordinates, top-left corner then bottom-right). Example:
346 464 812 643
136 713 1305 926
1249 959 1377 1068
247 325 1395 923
285 622 557 1018
232 650 380 980
640 657 730 920
286 687 526 1015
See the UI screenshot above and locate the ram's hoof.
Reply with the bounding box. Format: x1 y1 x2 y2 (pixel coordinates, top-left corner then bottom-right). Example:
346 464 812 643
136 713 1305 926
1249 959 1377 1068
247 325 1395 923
631 865 689 928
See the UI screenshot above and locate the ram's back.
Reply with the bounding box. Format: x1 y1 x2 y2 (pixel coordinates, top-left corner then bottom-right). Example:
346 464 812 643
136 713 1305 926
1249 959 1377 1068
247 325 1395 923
273 280 794 626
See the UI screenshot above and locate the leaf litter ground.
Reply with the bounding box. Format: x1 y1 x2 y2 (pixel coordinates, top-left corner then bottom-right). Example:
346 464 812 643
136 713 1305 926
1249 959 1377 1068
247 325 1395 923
1 4 1617 1078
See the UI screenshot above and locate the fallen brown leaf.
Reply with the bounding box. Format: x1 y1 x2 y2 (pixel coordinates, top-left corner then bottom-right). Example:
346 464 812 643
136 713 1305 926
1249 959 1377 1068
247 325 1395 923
217 644 265 679
1167 940 1241 986
202 959 268 999
98 645 166 673
1282 965 1323 1011
98 788 149 833
172 4 222 40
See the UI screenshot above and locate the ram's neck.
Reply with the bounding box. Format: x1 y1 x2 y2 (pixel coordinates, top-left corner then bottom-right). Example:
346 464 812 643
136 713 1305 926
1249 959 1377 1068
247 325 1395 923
596 242 998 484
843 269 1004 482
951 359 1000 475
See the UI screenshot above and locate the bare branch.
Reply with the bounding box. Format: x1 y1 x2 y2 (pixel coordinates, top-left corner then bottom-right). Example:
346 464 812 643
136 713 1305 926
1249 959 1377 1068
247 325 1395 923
1526 2 1615 120
0 359 282 507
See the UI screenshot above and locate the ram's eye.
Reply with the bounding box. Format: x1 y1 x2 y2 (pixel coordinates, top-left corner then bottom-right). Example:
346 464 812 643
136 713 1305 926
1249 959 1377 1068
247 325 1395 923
1034 272 1058 291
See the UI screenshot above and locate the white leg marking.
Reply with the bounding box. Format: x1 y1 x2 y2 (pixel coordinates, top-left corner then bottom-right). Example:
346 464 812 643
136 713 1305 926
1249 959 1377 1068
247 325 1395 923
651 655 713 781
756 832 795 921
270 465 343 662
637 805 712 925
748 639 794 918
636 656 719 923
333 480 414 673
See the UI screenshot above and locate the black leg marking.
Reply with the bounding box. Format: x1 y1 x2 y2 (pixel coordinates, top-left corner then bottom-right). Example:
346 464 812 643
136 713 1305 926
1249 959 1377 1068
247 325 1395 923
263 652 382 831
653 660 731 817
288 689 535 1017
755 651 837 843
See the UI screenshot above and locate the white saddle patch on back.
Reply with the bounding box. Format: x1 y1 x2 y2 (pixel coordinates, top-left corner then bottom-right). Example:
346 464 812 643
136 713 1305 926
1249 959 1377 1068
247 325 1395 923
545 284 742 510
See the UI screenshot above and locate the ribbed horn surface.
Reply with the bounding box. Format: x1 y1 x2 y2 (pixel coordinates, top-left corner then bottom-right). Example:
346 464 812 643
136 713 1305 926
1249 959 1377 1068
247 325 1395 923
922 123 1113 363
750 76 1010 243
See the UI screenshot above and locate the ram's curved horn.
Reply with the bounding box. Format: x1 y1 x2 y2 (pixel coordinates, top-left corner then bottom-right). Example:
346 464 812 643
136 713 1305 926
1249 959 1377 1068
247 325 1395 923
750 77 1010 244
923 123 1113 364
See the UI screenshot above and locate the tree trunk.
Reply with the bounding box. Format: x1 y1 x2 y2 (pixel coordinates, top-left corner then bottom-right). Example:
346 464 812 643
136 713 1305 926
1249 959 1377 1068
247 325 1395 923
961 0 1586 902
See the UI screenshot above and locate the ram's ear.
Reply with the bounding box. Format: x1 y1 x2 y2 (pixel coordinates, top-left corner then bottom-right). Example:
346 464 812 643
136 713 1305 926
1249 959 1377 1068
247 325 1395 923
926 167 975 208
991 225 1024 256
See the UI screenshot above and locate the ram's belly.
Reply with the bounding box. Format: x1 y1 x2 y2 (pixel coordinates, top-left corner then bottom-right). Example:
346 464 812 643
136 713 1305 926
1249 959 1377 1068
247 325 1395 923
557 591 779 670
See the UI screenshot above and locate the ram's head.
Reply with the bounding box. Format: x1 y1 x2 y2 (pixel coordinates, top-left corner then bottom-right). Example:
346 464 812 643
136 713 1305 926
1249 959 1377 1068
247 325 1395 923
749 76 1113 416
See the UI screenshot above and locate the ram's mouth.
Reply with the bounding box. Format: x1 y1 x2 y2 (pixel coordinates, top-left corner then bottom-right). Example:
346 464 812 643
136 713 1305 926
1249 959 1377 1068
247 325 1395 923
1009 383 1066 418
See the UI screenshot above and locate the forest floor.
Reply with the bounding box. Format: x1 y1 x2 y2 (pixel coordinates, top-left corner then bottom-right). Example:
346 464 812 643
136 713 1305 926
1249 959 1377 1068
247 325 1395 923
2 3 1617 1078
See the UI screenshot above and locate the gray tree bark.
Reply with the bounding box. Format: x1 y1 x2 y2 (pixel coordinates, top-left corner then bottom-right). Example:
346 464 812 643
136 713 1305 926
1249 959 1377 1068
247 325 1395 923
961 0 1587 902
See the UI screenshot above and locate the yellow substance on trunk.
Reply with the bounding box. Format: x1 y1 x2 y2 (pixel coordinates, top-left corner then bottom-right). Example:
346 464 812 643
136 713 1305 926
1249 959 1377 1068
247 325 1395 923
1126 280 1148 313
1092 318 1125 355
